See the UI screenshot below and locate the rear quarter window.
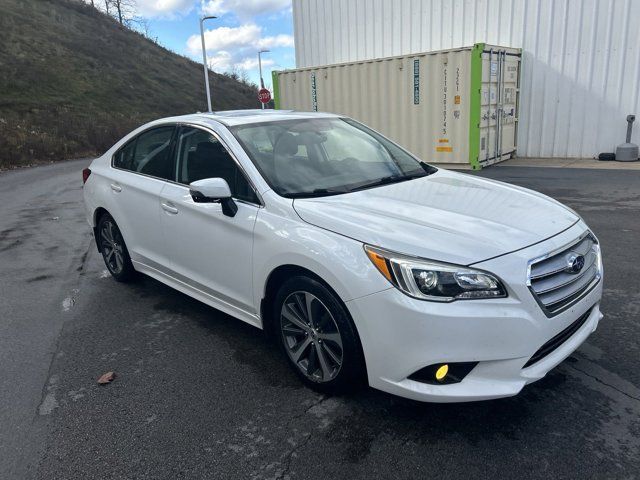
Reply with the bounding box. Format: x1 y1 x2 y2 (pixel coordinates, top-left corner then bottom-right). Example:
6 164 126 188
112 126 175 180
113 139 136 170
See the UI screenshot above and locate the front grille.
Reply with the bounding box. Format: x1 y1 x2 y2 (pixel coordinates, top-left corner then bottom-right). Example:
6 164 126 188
527 232 601 316
523 307 593 368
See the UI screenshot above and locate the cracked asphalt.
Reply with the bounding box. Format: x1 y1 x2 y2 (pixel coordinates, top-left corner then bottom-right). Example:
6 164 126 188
1 159 639 479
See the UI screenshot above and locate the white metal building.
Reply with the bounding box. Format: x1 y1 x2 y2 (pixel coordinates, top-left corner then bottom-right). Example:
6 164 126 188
291 0 640 159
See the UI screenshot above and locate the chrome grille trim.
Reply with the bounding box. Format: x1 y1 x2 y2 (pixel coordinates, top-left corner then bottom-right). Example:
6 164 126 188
532 251 597 294
527 231 602 317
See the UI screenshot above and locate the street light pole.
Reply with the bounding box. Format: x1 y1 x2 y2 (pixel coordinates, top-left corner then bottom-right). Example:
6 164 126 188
200 15 217 113
258 49 270 110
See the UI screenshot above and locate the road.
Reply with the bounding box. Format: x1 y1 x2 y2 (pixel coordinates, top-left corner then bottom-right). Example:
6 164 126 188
1 160 639 479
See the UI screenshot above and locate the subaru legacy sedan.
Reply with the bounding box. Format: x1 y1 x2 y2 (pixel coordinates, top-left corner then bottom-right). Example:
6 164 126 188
83 110 603 402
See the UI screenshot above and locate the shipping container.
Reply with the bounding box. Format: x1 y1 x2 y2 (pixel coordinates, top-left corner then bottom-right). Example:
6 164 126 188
292 0 640 160
273 43 521 169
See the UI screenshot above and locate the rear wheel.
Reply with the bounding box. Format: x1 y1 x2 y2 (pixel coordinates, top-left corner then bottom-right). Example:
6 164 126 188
97 213 135 282
273 276 366 393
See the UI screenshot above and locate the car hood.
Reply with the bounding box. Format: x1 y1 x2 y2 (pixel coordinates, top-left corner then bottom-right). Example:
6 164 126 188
293 169 579 265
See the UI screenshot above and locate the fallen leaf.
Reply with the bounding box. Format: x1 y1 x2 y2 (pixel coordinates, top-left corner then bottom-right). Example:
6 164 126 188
97 371 116 385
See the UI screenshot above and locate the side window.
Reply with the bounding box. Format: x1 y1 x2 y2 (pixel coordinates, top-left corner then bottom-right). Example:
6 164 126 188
113 126 175 180
175 127 258 204
113 139 136 170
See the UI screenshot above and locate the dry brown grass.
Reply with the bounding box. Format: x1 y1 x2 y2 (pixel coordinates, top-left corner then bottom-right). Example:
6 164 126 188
0 0 259 168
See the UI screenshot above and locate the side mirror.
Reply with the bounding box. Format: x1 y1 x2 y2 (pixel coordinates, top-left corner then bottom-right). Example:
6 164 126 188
189 178 238 217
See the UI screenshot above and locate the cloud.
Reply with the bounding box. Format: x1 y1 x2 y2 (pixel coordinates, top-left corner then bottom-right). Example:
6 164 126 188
186 23 293 75
187 24 262 52
200 0 225 16
201 0 291 20
134 0 195 18
238 57 275 70
257 34 294 49
204 51 273 71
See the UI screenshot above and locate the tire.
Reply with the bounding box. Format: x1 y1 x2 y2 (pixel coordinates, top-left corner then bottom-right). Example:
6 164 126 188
96 213 136 283
273 275 366 394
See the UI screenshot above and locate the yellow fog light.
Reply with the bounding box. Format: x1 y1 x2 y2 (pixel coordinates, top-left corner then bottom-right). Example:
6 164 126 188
435 364 449 381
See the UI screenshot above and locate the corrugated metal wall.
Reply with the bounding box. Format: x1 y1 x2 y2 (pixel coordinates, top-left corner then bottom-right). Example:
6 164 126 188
292 0 640 158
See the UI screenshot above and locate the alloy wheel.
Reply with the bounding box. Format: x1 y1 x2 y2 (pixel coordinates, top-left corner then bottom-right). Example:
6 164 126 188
100 220 125 275
280 291 344 382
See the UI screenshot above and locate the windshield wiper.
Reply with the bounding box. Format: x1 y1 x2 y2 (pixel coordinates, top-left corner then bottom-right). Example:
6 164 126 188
289 168 435 198
350 175 401 191
420 162 438 175
311 188 348 195
287 187 348 198
347 173 422 192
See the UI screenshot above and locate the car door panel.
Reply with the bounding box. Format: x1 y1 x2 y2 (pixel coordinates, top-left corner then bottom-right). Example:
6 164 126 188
159 125 260 317
159 182 259 315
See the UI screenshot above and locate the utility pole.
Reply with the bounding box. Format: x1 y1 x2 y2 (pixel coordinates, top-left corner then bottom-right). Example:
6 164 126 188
258 49 270 110
200 16 217 113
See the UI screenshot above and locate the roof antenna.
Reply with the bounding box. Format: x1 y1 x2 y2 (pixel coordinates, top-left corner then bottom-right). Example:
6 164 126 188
200 15 217 113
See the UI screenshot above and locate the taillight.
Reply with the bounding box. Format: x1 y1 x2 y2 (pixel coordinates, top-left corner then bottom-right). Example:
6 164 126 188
82 168 91 185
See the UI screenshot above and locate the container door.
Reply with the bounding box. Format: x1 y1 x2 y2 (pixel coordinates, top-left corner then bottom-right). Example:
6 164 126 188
479 49 520 166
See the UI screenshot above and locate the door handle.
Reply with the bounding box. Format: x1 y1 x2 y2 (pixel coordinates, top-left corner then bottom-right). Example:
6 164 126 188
110 183 122 193
161 202 178 214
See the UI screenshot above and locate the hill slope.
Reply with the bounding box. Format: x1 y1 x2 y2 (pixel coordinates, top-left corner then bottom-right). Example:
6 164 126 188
0 0 258 168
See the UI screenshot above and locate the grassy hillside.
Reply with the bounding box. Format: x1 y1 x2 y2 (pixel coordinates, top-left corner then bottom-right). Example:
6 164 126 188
0 0 258 168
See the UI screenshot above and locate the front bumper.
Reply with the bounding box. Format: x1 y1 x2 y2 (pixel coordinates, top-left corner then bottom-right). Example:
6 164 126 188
346 222 604 402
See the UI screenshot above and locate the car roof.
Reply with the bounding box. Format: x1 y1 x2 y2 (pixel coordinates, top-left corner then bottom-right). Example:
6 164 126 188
153 110 342 128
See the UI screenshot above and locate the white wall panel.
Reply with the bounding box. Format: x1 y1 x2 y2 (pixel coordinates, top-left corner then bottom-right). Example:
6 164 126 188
292 0 640 158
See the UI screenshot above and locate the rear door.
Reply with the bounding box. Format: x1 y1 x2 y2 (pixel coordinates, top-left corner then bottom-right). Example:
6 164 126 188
106 125 177 268
159 125 261 318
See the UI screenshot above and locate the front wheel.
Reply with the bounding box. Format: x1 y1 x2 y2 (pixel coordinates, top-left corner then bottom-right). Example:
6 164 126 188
273 276 366 393
97 213 136 282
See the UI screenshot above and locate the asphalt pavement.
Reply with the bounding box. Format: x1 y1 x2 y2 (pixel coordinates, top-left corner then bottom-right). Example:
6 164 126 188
1 159 639 479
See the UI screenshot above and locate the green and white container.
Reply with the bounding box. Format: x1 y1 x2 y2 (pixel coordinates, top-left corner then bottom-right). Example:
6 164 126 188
273 44 521 169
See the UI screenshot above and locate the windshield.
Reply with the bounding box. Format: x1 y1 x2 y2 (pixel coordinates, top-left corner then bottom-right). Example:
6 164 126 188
230 118 436 198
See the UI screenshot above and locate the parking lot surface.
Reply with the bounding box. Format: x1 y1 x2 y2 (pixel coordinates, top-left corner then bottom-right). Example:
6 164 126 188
1 160 639 479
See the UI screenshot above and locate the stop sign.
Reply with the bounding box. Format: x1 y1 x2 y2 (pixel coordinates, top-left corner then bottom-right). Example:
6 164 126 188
258 88 271 104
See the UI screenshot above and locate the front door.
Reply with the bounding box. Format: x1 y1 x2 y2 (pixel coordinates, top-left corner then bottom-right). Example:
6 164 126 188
159 125 260 318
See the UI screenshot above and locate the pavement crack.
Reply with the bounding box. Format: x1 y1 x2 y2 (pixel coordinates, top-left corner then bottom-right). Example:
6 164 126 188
274 394 328 479
567 364 640 403
287 394 329 424
276 430 314 480
303 394 329 414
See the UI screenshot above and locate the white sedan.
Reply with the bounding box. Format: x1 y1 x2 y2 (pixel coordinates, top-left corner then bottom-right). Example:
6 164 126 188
82 110 603 402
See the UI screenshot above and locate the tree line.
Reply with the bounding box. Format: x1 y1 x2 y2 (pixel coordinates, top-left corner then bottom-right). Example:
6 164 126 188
78 0 259 90
81 0 152 37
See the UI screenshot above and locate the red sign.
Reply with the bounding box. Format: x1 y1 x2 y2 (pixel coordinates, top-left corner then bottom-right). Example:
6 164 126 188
258 88 271 104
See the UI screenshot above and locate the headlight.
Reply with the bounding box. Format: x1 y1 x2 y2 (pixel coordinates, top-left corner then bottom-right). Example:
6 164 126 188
364 245 507 302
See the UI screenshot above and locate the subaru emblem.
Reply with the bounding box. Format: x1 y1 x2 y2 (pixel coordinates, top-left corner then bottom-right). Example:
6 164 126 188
566 253 585 273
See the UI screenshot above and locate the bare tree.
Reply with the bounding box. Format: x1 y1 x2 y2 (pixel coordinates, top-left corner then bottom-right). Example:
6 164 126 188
126 16 153 38
138 18 151 38
227 66 240 82
111 0 136 26
113 0 123 25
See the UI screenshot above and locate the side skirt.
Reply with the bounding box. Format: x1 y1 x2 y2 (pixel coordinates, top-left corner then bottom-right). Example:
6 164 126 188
132 260 262 329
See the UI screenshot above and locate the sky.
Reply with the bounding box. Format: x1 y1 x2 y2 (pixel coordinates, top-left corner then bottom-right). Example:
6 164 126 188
124 0 296 90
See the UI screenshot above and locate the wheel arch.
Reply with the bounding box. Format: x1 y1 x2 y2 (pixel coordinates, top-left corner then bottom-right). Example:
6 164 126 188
260 263 369 382
260 264 355 340
92 207 110 252
261 265 320 337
